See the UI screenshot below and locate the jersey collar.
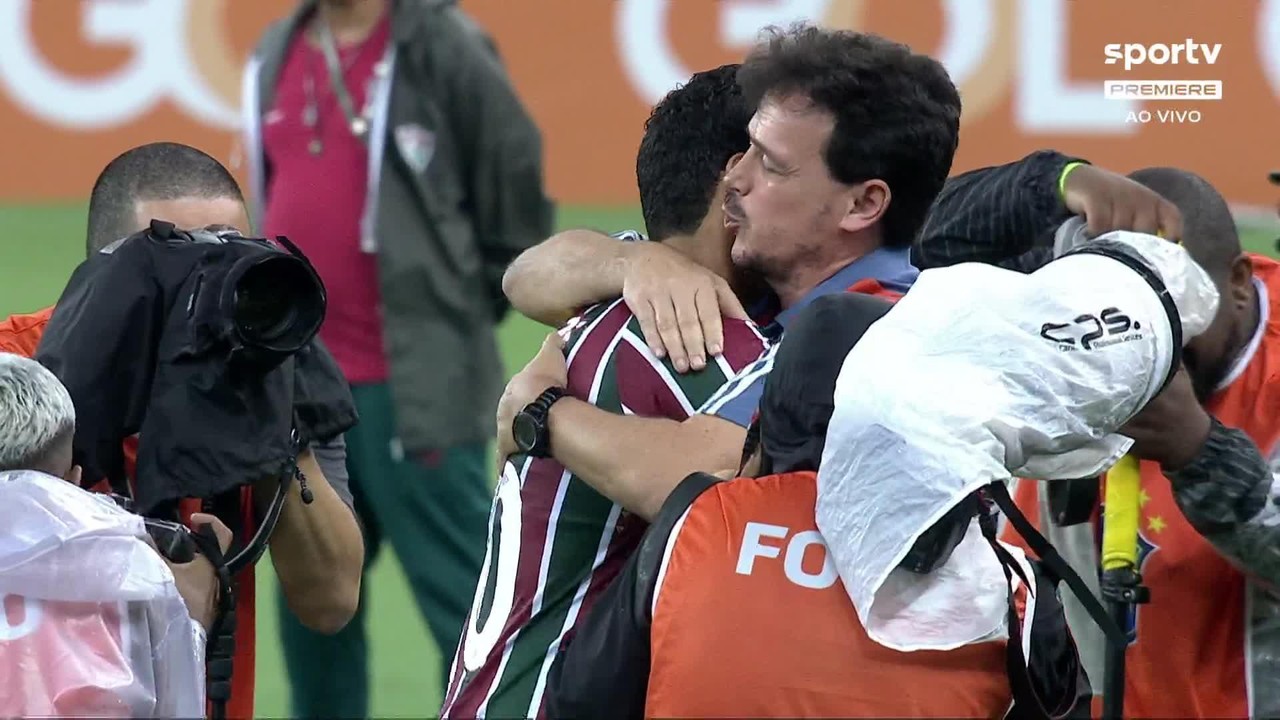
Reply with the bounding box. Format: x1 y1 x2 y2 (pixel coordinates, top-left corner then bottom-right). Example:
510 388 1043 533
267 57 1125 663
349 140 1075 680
772 247 918 331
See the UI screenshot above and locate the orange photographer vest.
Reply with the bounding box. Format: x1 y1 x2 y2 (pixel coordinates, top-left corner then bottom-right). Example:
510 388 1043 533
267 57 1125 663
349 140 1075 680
645 471 1024 718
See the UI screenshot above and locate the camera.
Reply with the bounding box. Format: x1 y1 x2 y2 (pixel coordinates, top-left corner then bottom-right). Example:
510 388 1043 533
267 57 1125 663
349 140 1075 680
37 220 355 515
106 493 199 563
147 221 327 373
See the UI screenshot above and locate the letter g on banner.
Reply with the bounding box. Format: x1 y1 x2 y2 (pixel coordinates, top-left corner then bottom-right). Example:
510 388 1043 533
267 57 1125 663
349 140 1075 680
0 0 241 131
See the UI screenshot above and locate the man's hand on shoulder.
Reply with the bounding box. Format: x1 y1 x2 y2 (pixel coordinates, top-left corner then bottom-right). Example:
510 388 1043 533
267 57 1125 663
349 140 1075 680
1061 164 1183 240
623 242 748 373
497 331 568 459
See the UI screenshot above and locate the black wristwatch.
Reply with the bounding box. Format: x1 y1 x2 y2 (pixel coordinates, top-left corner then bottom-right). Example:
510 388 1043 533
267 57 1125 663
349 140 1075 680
513 387 566 458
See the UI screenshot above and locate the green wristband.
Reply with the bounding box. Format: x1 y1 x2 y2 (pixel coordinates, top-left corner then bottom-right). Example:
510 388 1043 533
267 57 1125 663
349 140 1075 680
1058 161 1086 201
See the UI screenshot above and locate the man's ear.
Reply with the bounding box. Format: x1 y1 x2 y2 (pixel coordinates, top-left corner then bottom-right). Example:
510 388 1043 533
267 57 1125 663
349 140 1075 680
837 180 891 235
1229 253 1254 308
63 464 82 486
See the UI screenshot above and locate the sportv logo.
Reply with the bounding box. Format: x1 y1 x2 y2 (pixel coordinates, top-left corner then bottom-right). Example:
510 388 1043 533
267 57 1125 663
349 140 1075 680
1104 40 1223 71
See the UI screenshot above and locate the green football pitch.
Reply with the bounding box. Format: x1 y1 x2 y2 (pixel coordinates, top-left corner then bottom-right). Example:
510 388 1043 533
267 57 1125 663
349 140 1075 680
0 202 1275 717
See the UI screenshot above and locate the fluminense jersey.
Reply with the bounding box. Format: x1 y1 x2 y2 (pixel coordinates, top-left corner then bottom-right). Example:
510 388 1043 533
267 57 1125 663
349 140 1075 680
440 290 768 719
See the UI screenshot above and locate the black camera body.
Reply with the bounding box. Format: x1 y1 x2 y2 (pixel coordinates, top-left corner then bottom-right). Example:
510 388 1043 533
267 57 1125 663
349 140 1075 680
146 517 199 564
105 492 199 563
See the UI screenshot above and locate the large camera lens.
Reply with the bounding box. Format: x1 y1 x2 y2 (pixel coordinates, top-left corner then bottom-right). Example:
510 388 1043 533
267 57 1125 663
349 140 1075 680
232 255 325 354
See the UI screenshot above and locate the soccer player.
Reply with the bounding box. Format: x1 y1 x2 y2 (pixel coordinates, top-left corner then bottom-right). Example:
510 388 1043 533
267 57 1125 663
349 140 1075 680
437 64 769 719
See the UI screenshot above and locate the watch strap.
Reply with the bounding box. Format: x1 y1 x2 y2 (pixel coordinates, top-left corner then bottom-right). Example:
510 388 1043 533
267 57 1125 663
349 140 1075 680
517 386 566 457
528 386 566 418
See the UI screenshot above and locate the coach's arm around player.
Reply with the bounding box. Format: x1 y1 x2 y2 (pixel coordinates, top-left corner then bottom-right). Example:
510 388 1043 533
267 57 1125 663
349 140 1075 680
503 230 749 374
497 331 748 521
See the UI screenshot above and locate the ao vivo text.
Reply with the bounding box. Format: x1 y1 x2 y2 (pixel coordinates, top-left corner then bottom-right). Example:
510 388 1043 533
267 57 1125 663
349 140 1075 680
1126 109 1203 124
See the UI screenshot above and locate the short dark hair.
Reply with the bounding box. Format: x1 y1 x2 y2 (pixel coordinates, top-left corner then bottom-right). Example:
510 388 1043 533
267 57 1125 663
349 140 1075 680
1126 167 1241 278
637 64 752 242
86 142 244 255
737 25 961 248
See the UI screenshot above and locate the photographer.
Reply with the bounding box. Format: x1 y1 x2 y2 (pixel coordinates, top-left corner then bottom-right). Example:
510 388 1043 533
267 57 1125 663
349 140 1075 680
0 142 364 720
0 352 231 717
915 157 1280 717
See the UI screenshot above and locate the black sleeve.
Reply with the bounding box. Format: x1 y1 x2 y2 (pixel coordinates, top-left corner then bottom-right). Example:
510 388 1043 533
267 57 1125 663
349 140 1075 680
545 472 721 720
913 150 1087 273
1167 418 1280 588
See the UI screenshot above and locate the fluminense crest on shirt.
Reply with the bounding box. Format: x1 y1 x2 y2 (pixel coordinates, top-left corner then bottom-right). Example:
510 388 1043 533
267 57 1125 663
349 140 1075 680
394 123 435 175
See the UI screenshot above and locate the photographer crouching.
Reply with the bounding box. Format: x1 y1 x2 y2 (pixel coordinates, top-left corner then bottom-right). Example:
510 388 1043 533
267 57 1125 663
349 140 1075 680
0 143 364 720
0 353 231 716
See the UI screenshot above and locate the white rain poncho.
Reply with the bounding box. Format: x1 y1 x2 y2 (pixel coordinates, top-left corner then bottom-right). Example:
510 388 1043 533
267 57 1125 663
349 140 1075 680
815 231 1220 652
0 470 205 717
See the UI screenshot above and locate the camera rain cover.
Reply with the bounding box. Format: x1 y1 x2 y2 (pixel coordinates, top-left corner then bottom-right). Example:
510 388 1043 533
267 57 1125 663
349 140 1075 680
35 224 356 513
815 231 1219 653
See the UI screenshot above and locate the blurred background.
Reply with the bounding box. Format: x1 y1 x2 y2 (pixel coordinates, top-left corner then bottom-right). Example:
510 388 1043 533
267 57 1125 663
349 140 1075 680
0 0 1276 715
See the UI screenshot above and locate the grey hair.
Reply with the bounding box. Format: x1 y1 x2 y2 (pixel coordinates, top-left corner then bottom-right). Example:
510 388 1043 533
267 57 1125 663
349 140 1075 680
0 353 76 472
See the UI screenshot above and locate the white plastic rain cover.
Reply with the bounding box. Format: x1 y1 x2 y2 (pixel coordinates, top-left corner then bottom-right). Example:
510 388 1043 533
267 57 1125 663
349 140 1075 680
816 231 1220 652
0 470 205 717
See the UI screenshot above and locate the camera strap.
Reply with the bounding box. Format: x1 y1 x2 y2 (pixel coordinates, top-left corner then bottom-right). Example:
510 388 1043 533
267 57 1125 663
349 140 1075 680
980 481 1125 719
187 523 235 720
223 436 312 576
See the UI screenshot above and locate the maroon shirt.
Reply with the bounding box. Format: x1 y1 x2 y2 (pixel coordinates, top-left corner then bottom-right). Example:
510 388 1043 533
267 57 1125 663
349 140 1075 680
261 14 391 384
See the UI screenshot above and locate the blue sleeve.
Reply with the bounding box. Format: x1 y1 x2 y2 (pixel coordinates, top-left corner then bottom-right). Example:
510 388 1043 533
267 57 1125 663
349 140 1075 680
697 344 777 428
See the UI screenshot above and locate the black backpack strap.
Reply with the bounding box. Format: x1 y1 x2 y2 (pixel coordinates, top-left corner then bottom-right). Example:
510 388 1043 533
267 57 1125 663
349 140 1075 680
988 482 1123 645
633 472 722 626
980 482 1117 719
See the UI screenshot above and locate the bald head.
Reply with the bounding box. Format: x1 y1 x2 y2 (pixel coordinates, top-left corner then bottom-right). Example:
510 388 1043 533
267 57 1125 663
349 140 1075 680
87 142 246 256
1126 167 1240 280
1128 166 1258 401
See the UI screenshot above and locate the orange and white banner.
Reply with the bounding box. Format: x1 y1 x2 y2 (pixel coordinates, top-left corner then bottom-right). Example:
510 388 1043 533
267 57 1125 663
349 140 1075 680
0 0 1276 208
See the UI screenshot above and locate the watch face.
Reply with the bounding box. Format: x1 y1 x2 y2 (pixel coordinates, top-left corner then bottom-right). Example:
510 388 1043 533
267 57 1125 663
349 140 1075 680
513 412 539 452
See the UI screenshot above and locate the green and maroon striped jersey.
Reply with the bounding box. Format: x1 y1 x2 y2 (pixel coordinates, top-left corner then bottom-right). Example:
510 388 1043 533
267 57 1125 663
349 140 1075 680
441 295 767 719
